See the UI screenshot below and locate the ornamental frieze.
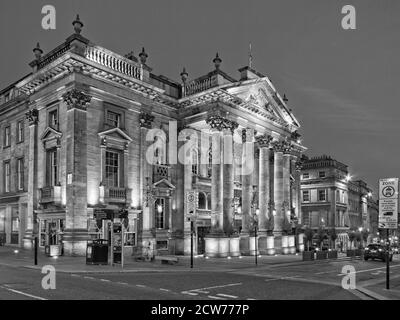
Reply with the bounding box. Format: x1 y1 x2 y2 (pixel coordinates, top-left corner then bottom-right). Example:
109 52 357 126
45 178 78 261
62 89 92 111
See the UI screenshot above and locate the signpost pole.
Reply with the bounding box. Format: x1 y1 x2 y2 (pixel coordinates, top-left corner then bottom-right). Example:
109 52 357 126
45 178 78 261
34 236 38 265
190 220 194 269
121 223 124 269
386 229 390 290
110 221 114 266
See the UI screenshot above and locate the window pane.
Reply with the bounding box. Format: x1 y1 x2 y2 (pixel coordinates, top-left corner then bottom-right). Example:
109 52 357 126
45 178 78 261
105 151 119 187
107 111 120 127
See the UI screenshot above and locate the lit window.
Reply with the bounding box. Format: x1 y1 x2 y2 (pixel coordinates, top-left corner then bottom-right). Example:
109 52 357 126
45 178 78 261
47 149 58 186
303 173 309 179
106 111 121 128
302 190 310 202
319 171 326 178
155 198 165 229
105 151 120 187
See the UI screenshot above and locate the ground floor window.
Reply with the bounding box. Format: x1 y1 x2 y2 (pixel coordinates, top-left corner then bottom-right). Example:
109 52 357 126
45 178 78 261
39 218 65 247
155 198 165 229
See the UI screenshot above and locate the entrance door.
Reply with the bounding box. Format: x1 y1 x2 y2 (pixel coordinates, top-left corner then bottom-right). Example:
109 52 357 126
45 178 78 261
197 227 211 254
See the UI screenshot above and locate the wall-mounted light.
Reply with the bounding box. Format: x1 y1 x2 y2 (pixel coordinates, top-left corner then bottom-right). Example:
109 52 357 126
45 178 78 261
157 204 163 214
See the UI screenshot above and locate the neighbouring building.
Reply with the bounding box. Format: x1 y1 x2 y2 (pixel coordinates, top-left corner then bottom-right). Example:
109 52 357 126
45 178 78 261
300 155 378 249
0 16 306 257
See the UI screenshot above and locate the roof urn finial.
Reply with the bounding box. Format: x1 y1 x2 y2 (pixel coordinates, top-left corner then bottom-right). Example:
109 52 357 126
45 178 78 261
33 43 43 60
180 67 188 83
72 14 84 34
213 52 222 70
125 51 135 61
139 47 148 64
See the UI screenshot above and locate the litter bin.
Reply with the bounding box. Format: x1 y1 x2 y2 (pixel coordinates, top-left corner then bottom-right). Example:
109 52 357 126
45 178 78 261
113 245 122 264
86 239 109 265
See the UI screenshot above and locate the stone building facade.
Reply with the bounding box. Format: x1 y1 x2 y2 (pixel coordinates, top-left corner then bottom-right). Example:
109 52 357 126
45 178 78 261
0 16 306 257
299 155 378 248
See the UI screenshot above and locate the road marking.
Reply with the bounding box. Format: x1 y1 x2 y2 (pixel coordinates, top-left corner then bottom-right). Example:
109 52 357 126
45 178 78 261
192 290 209 294
160 288 170 292
84 276 95 280
136 284 146 288
247 298 256 300
0 285 47 300
208 295 227 300
100 279 110 282
264 278 281 282
71 274 80 277
216 293 238 299
182 291 198 296
118 282 129 285
189 282 242 292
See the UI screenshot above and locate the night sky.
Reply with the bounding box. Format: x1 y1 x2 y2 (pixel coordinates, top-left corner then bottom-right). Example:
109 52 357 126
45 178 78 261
1 0 399 193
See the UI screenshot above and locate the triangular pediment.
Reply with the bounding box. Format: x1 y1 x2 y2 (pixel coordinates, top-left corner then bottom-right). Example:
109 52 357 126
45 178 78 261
226 80 300 128
153 179 175 190
98 127 133 142
40 127 62 141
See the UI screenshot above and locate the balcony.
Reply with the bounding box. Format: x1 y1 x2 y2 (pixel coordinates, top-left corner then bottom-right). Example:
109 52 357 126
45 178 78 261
153 164 170 182
39 186 62 205
100 186 131 204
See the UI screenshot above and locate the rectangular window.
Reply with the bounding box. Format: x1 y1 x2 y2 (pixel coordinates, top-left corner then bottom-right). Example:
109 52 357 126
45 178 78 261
302 173 309 179
105 151 120 187
106 111 121 128
17 158 24 191
318 189 327 201
302 190 310 202
4 126 10 147
4 161 10 192
155 198 165 229
319 171 326 178
47 149 58 186
17 120 24 143
49 109 58 129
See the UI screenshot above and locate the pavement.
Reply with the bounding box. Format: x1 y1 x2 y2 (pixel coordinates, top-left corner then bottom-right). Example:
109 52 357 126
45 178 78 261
0 246 399 300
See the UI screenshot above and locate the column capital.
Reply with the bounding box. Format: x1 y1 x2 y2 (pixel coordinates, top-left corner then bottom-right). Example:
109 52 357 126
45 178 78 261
241 128 254 143
272 140 291 153
206 113 238 133
62 89 92 111
25 109 39 126
255 134 273 148
139 112 155 129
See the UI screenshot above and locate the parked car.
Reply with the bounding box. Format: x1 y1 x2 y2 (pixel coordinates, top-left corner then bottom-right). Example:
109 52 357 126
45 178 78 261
391 245 399 254
364 244 393 262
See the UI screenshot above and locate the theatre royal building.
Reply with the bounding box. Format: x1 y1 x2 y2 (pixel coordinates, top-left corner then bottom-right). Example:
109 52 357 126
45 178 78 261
0 16 306 257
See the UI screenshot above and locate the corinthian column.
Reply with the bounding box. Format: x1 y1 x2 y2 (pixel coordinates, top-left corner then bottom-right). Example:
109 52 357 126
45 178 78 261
139 112 155 252
206 114 224 234
256 135 273 255
222 120 238 235
283 144 292 230
23 108 39 250
273 141 285 235
62 88 92 256
239 128 254 255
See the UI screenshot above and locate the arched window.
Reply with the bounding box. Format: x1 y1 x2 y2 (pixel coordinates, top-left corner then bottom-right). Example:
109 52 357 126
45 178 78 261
207 193 211 210
198 192 206 209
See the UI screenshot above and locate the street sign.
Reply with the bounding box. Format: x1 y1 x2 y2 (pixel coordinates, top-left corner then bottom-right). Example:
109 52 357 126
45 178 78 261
379 178 399 229
185 191 198 220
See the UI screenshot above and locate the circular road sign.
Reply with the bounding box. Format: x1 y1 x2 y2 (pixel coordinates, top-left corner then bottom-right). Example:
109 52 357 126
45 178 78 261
382 186 395 198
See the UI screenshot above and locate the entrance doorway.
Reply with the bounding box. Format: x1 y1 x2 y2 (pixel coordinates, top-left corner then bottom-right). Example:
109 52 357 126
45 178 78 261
197 226 211 255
